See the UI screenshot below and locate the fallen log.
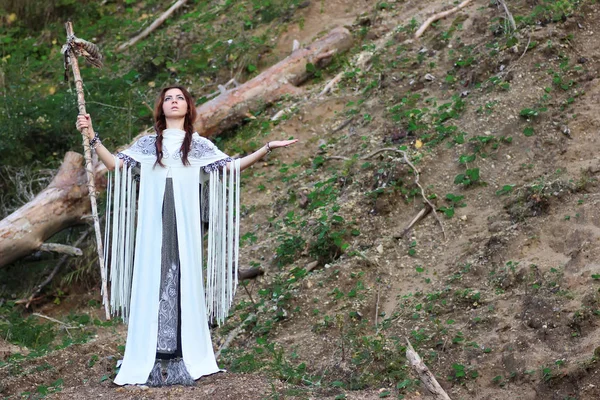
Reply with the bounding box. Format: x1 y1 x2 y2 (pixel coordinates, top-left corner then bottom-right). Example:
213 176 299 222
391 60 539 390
0 27 353 268
0 152 96 267
198 27 352 137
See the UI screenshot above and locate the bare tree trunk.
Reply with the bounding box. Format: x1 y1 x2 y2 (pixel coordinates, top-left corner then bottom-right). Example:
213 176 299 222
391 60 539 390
198 27 352 137
0 152 99 267
0 27 353 269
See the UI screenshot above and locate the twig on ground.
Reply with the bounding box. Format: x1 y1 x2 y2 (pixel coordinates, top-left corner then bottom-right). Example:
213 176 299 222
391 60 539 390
325 155 351 161
327 147 411 162
414 0 474 39
328 148 445 239
242 284 255 305
406 339 452 400
14 297 43 305
25 229 91 308
500 34 532 77
362 147 409 160
319 71 344 97
332 118 354 133
398 150 446 240
215 313 255 359
32 313 74 328
393 205 432 239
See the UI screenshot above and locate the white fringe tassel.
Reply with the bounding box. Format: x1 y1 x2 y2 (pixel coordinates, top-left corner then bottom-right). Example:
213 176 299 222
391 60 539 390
106 155 137 323
104 157 240 326
205 159 241 325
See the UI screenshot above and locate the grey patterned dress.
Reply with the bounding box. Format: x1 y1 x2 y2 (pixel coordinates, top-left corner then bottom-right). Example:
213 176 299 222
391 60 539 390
156 178 182 359
155 178 211 359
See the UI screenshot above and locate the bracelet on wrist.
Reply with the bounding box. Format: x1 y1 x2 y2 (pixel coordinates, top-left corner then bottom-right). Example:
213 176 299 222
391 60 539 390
265 142 272 154
89 132 101 149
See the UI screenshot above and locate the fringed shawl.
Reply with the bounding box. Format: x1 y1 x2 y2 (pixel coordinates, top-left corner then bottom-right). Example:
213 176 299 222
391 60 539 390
104 129 241 385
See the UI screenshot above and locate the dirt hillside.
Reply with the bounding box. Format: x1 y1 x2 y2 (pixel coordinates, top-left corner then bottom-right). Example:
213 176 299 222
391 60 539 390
3 0 600 399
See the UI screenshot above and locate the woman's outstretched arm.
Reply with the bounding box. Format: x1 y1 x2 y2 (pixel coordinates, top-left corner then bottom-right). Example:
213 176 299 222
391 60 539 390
76 114 123 171
229 140 298 172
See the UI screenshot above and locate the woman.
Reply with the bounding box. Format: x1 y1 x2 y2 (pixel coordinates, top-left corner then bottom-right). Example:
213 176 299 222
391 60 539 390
76 86 296 386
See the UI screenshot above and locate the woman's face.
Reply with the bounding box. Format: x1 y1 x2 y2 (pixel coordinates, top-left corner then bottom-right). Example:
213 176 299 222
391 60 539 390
162 88 188 119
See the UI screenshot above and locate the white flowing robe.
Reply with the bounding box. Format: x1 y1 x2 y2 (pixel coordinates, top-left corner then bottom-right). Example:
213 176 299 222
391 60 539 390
107 129 240 385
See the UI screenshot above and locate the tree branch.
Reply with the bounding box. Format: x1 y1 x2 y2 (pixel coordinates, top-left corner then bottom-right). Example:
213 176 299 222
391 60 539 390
414 0 474 39
117 0 188 52
406 339 452 399
215 313 255 359
39 243 82 257
393 205 432 239
24 229 92 308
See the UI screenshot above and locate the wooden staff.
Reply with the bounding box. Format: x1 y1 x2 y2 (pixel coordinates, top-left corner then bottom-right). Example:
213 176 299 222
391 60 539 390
62 22 110 319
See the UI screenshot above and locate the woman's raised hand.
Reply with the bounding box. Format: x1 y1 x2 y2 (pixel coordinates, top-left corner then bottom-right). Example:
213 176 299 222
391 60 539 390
75 114 96 140
268 139 299 150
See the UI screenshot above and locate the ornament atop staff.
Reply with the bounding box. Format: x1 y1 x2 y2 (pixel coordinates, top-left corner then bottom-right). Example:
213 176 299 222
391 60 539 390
61 22 110 319
61 27 103 80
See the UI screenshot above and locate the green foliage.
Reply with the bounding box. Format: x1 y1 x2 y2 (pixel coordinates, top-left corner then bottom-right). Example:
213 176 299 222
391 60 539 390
519 0 584 25
454 168 480 187
519 107 546 120
439 193 466 218
496 184 515 196
0 0 309 168
225 336 313 385
523 126 535 137
307 177 339 211
275 232 306 268
0 304 56 350
387 94 466 147
309 212 350 264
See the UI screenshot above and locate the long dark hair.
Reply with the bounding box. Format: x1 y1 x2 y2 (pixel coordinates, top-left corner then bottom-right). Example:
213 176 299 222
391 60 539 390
153 85 198 167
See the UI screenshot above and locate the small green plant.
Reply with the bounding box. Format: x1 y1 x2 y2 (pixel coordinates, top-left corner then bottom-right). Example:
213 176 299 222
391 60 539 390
496 185 515 196
309 212 351 264
274 233 306 268
492 375 505 387
408 241 417 256
454 168 481 187
448 363 478 382
438 193 466 218
523 126 535 137
519 108 545 119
